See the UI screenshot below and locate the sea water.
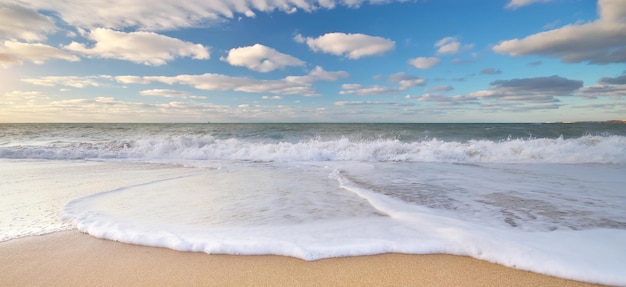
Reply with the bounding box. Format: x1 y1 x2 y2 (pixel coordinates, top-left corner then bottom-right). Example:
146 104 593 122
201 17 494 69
1 123 625 285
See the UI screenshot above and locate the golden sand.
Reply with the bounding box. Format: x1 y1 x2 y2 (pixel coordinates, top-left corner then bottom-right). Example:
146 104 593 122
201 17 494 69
0 231 603 287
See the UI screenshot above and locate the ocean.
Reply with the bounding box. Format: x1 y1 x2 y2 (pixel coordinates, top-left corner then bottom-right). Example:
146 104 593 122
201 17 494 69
1 123 625 285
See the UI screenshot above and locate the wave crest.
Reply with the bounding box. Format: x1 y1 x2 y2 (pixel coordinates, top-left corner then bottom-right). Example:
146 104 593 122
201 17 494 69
1 135 624 164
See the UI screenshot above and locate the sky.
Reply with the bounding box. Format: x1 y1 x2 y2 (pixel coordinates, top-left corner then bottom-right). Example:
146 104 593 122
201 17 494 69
0 0 625 123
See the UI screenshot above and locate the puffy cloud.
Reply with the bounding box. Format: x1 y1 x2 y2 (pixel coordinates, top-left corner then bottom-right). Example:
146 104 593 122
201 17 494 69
64 28 210 65
116 66 347 96
0 41 79 68
408 57 440 69
435 37 473 55
493 0 626 64
467 75 582 103
505 0 552 9
0 3 56 42
295 32 395 59
221 44 305 72
21 75 111 88
139 89 207 99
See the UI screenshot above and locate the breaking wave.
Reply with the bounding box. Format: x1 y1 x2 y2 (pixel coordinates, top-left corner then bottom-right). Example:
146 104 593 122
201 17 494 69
2 135 625 164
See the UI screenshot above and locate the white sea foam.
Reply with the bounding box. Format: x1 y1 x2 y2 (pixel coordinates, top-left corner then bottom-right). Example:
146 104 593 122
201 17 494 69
60 161 626 286
0 160 200 242
2 135 625 164
4 123 626 285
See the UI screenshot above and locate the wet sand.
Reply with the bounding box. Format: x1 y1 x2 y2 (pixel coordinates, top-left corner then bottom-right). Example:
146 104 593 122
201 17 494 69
0 231 603 287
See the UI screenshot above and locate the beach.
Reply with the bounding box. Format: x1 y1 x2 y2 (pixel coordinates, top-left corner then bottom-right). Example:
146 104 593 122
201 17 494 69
2 123 625 286
0 231 603 287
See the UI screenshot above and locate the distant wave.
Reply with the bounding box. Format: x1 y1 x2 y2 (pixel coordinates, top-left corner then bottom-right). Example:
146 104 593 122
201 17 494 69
1 135 625 164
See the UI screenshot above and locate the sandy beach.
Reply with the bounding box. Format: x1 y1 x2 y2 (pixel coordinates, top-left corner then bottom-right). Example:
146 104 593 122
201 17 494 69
0 231 603 287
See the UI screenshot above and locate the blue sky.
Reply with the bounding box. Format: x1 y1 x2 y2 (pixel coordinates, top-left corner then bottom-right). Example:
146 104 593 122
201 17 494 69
1 0 624 122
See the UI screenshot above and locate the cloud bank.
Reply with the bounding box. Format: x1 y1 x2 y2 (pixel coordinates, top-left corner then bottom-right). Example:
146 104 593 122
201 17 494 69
116 66 348 96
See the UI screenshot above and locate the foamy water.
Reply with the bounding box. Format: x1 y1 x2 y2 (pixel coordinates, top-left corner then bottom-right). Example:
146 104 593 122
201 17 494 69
2 123 625 285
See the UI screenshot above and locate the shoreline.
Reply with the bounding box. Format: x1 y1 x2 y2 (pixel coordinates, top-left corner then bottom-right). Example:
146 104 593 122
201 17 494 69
1 231 604 287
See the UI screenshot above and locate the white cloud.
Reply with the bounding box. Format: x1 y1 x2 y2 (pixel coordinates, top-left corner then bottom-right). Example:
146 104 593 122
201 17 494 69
295 32 395 59
17 97 233 122
1 90 49 100
494 0 626 64
435 37 460 55
262 95 282 100
115 66 348 96
408 57 440 69
387 72 426 89
435 37 473 55
334 101 414 107
0 41 80 68
64 28 210 66
21 75 111 88
284 66 349 85
2 91 351 122
340 73 425 96
505 0 552 9
6 1 228 31
114 76 151 85
405 93 476 106
0 90 50 112
9 0 407 31
0 3 56 42
341 83 363 90
140 89 207 99
398 79 425 89
340 85 398 96
221 44 305 72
